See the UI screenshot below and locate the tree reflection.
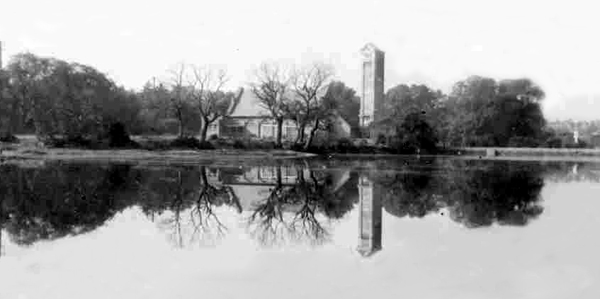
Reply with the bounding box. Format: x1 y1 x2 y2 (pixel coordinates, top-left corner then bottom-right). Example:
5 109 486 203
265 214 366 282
247 166 290 246
0 158 579 254
442 161 545 227
0 164 137 246
376 170 443 218
544 162 600 183
372 159 545 228
247 165 357 247
138 166 240 248
286 169 329 246
138 167 196 247
188 166 240 246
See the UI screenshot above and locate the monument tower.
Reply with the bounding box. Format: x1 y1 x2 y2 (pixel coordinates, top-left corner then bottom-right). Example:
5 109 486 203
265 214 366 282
359 43 385 135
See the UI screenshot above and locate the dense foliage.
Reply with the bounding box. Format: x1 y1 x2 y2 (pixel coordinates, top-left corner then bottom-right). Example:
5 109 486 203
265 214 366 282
0 51 590 150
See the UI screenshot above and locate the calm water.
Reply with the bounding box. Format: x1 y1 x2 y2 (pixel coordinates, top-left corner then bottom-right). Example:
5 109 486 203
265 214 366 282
1 157 599 298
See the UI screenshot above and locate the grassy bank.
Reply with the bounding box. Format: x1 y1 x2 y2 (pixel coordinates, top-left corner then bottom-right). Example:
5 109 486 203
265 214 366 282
455 147 600 157
0 135 316 164
5 135 600 165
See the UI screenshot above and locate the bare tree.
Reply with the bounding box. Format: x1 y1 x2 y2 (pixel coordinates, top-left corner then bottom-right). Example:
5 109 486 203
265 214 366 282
166 63 193 138
290 63 334 145
251 63 291 148
189 66 242 142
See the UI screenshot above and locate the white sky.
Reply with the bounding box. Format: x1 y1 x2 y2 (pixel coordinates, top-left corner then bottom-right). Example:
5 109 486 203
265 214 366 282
1 0 599 120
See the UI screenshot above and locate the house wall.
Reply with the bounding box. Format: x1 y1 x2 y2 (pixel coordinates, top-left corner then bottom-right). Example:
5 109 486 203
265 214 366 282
211 114 352 143
215 117 300 140
591 135 600 148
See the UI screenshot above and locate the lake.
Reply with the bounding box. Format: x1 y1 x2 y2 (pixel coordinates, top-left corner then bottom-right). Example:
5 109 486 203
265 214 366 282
1 157 599 299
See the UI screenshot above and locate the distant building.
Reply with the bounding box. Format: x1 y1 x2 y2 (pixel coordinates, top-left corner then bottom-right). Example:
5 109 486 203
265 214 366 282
591 132 600 148
359 43 385 138
207 89 351 142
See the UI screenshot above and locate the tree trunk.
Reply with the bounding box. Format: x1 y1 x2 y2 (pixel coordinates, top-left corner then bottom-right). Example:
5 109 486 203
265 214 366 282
303 119 320 151
276 118 283 148
199 118 209 143
178 119 184 138
295 123 305 144
276 166 282 187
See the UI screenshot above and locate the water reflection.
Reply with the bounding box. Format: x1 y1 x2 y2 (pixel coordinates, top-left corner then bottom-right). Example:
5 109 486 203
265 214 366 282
357 176 382 257
374 160 546 227
1 158 596 257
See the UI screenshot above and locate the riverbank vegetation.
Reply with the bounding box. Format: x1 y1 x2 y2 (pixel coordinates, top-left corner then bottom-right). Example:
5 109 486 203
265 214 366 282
0 51 597 155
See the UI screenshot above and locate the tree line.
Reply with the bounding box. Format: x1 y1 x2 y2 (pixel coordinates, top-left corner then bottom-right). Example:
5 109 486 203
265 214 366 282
0 53 361 149
0 51 577 150
377 76 553 152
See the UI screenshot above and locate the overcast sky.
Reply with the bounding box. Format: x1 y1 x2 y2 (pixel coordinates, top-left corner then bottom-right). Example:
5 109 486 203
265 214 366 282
1 0 599 120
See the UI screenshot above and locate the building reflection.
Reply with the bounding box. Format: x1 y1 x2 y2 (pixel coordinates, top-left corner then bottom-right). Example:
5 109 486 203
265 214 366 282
357 175 382 257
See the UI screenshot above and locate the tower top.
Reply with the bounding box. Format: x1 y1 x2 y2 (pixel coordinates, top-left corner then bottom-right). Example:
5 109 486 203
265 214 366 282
360 43 383 55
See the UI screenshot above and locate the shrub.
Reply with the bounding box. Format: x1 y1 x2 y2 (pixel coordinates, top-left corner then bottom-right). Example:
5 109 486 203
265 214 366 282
168 137 215 150
252 140 276 150
0 133 19 143
229 139 277 150
170 136 202 149
107 122 138 148
45 136 94 149
232 140 246 149
209 134 219 141
140 139 171 151
507 136 541 148
198 140 215 150
543 137 563 148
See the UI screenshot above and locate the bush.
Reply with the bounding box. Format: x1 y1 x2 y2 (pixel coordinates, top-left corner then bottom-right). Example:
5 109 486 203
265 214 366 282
139 139 171 151
507 136 541 148
0 133 19 143
170 136 214 150
232 140 246 149
564 140 590 149
230 139 276 150
45 136 94 149
107 122 138 148
209 134 219 141
543 137 563 148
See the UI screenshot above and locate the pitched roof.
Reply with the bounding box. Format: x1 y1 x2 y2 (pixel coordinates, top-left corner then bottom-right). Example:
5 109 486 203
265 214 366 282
230 86 330 118
229 89 270 117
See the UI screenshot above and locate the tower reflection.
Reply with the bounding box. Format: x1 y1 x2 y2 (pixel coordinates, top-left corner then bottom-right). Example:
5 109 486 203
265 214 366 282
357 175 382 257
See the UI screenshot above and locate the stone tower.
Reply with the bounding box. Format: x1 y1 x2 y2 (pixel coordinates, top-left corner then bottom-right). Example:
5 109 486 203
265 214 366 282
359 43 385 132
357 175 382 257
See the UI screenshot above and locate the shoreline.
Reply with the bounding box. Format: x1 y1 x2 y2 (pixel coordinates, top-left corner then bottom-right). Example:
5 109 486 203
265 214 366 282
4 141 600 165
0 147 317 165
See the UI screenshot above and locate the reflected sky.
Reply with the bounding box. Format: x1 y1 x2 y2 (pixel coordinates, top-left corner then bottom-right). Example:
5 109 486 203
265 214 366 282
1 158 600 299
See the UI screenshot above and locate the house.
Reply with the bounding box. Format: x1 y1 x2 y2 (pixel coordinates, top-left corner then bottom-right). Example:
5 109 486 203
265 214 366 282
207 88 351 143
591 132 600 148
